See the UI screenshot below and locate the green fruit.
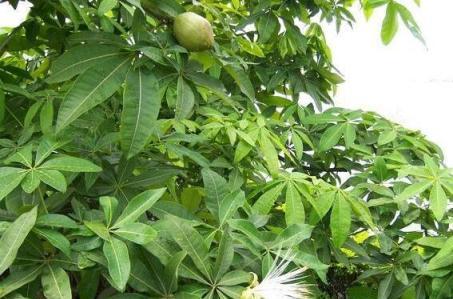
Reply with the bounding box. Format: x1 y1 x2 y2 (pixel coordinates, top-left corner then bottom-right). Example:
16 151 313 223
173 12 214 52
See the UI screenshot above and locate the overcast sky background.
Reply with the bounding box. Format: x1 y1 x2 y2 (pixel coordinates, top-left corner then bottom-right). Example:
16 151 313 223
1 1 452 165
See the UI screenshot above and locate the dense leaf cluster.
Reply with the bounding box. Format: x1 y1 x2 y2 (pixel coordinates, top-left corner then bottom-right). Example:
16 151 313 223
0 0 451 298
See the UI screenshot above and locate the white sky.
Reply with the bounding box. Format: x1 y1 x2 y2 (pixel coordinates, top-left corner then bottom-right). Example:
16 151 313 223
324 1 453 165
1 1 452 165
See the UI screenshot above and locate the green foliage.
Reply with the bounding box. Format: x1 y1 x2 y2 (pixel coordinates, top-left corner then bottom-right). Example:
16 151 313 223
0 0 451 298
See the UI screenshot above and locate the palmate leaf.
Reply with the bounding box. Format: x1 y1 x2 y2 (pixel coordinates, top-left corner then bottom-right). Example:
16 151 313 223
56 55 131 132
121 67 162 159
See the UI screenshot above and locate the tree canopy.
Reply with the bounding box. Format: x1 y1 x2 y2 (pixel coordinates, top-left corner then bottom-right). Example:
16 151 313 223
0 0 451 298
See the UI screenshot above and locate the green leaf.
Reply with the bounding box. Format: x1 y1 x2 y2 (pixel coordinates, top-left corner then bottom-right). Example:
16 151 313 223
40 101 54 135
395 3 425 45
427 237 453 271
100 196 118 227
252 183 285 215
167 144 210 168
33 227 71 257
330 195 351 247
47 44 121 83
56 55 131 132
0 265 43 298
308 190 335 222
219 190 245 226
41 264 72 299
201 168 230 219
344 124 356 148
58 0 81 28
37 169 67 193
121 67 161 158
103 237 131 291
237 37 265 57
21 170 41 193
224 65 255 100
164 215 211 279
213 231 234 281
98 0 118 15
257 12 279 43
0 89 4 125
35 138 68 166
378 272 394 299
258 130 279 177
5 144 32 167
163 251 187 293
112 188 166 228
112 223 157 245
431 275 453 299
378 129 397 145
318 124 346 151
36 214 78 229
84 221 110 241
430 181 448 221
218 270 251 286
285 182 305 225
228 219 265 248
272 223 313 248
395 180 432 202
175 76 194 120
40 156 101 172
381 2 399 45
0 206 37 275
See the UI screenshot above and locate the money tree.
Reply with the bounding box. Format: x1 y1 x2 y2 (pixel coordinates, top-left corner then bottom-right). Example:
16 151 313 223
0 0 452 298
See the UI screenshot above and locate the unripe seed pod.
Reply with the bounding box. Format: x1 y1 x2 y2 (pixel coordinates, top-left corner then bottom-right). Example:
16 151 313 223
173 12 214 52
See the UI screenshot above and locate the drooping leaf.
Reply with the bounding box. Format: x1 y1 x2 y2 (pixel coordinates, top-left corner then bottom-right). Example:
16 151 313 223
381 2 399 45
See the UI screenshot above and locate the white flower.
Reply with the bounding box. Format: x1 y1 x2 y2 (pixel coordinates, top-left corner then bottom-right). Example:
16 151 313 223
241 251 310 299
